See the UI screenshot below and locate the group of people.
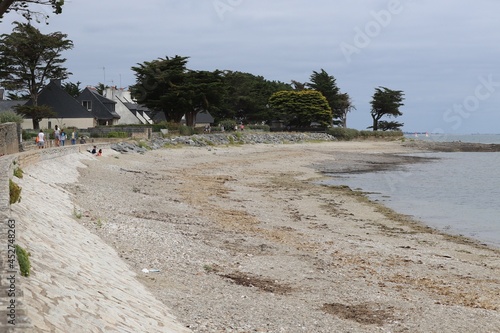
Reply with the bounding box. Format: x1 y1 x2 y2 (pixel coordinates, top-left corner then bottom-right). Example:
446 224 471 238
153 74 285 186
89 145 102 156
36 125 79 149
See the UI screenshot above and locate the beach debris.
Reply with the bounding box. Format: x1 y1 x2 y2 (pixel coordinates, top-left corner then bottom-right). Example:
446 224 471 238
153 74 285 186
142 268 161 273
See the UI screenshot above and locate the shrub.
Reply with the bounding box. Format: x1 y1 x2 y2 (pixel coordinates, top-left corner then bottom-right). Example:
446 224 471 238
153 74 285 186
246 124 270 132
327 127 403 141
179 125 194 136
219 119 237 132
9 179 21 204
107 131 129 138
0 110 24 124
22 129 38 141
152 121 181 132
15 245 31 277
13 167 23 179
327 127 360 140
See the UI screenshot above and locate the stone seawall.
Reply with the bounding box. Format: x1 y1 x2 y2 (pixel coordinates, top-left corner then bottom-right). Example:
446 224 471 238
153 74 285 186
0 123 20 157
1 144 190 332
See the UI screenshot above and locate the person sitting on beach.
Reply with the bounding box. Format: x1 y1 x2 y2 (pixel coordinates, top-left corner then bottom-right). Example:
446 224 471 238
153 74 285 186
88 145 97 154
97 149 102 157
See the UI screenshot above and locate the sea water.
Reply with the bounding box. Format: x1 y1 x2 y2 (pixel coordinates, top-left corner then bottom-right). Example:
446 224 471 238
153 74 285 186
324 134 500 248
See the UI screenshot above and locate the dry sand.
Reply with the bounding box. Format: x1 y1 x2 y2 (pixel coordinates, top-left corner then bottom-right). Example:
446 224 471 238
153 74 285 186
13 140 500 332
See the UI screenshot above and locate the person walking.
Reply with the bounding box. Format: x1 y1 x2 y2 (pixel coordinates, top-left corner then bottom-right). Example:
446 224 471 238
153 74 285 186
71 129 77 145
37 129 45 149
54 125 60 147
60 129 67 146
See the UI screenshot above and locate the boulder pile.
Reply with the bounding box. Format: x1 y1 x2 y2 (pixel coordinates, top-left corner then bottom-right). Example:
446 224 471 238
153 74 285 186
111 132 336 153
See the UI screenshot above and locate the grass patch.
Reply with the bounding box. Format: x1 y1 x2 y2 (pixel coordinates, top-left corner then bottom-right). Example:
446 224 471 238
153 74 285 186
136 140 151 150
203 264 216 273
15 245 31 277
9 179 21 204
13 167 23 179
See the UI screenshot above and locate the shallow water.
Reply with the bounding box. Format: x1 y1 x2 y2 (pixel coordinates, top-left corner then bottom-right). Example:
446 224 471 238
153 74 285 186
324 151 500 248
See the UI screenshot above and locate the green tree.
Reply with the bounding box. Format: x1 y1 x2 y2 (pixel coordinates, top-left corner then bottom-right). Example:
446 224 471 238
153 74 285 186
62 81 81 98
370 86 404 131
268 90 332 127
336 92 355 128
130 56 225 126
15 104 55 126
377 120 404 131
94 82 107 95
218 71 291 124
182 70 225 127
0 21 73 128
130 55 189 123
307 69 339 121
0 0 63 21
291 80 306 91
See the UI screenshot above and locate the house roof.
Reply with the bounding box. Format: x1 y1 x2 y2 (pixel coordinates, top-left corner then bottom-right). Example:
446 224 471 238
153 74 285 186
26 80 93 118
77 87 120 120
196 111 214 124
0 100 27 113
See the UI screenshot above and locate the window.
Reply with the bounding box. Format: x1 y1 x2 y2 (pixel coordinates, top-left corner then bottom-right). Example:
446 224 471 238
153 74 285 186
82 100 92 111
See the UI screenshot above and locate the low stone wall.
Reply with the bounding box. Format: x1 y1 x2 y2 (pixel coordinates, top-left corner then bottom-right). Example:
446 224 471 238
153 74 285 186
0 123 20 157
87 126 152 140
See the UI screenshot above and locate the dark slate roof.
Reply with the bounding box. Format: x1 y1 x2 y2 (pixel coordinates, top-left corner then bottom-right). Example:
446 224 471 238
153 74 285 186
77 88 120 120
0 100 27 113
196 111 214 124
26 80 93 118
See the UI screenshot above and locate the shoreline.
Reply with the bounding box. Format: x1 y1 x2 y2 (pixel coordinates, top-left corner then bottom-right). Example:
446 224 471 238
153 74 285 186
13 140 500 332
73 141 499 332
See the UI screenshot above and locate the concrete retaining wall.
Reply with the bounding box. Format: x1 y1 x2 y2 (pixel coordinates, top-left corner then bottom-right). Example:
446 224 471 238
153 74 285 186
0 143 112 332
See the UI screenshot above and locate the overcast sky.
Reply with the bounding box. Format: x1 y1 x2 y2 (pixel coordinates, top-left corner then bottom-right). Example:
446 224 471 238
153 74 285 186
3 0 500 133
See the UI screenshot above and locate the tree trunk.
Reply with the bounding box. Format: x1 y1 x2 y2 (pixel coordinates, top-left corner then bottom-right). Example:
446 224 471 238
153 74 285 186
185 110 198 127
372 115 378 131
33 119 40 130
0 0 16 17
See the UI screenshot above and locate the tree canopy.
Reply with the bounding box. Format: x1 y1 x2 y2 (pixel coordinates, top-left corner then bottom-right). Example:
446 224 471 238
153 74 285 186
0 21 72 128
268 90 333 127
0 0 63 21
369 86 404 131
306 69 354 128
130 56 226 126
217 71 291 124
130 57 293 126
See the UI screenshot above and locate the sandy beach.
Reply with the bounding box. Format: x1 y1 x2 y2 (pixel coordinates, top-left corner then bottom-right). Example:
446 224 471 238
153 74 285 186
13 140 500 332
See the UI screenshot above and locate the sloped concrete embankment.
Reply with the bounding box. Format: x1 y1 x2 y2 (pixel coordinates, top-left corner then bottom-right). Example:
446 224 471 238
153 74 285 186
1 145 190 332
